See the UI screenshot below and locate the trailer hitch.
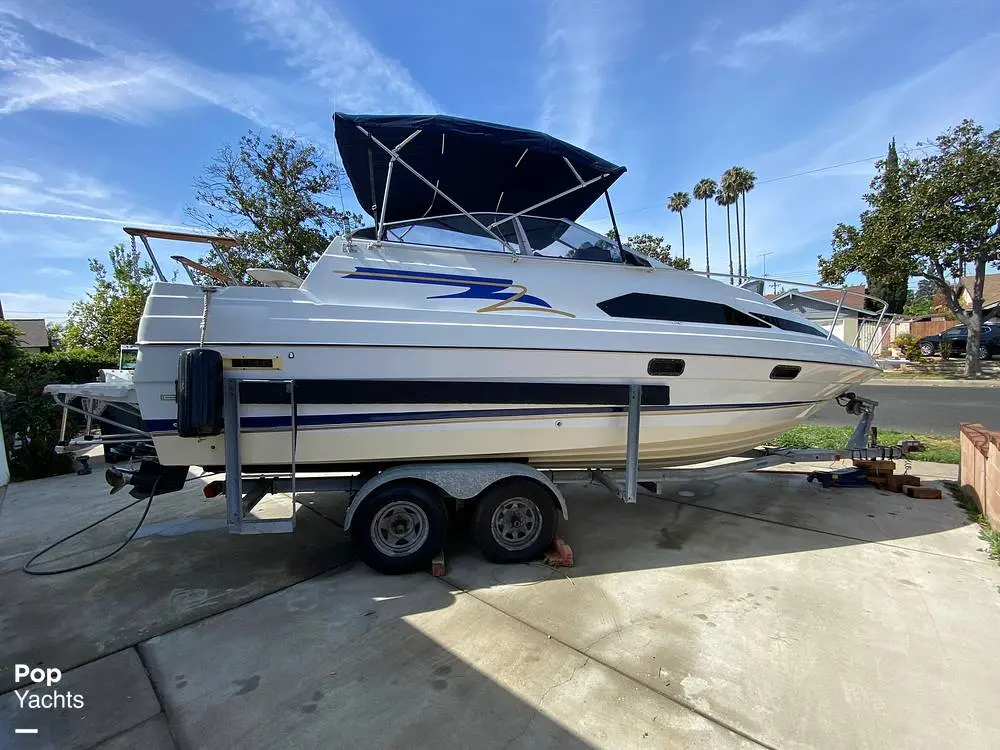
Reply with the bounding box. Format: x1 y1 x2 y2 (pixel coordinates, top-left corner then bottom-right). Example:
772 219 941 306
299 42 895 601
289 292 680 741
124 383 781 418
835 392 879 450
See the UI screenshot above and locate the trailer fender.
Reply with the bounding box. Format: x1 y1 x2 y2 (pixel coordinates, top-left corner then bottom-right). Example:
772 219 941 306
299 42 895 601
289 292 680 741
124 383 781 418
344 462 569 531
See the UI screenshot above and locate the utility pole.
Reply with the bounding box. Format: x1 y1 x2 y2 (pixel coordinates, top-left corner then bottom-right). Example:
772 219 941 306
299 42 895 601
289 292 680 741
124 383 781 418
758 251 773 278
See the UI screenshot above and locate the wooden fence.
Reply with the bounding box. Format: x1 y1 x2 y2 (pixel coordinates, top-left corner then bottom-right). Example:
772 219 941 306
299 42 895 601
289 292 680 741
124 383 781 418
909 320 954 339
856 317 955 354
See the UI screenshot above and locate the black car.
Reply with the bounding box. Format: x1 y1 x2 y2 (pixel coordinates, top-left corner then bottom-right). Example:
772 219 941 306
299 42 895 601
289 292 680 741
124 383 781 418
917 324 1000 360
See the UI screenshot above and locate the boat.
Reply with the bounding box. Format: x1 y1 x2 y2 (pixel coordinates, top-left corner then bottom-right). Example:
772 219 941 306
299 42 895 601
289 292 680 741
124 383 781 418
45 112 883 484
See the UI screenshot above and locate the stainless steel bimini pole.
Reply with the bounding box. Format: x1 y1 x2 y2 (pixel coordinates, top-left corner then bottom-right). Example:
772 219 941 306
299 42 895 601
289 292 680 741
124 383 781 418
356 124 518 253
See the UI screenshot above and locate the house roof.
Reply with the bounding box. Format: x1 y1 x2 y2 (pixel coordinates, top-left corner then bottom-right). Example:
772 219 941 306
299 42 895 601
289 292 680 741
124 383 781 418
8 318 49 348
959 274 1000 310
768 286 876 317
798 284 868 309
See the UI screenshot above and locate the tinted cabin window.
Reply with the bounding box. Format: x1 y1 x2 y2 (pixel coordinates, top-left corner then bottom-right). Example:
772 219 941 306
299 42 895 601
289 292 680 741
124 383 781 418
597 293 770 328
750 313 827 337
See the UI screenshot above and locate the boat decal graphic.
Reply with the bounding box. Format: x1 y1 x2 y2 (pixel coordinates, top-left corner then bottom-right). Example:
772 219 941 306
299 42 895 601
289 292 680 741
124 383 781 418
339 267 576 318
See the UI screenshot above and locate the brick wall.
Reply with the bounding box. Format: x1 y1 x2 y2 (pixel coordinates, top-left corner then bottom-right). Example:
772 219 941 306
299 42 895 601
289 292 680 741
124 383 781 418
959 423 1000 531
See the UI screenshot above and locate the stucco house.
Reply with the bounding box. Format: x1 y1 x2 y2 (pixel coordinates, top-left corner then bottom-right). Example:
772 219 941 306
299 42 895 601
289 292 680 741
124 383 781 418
957 274 1000 318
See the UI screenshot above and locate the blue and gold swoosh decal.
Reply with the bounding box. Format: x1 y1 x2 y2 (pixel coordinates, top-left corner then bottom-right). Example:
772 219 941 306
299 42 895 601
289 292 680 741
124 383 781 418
339 267 576 318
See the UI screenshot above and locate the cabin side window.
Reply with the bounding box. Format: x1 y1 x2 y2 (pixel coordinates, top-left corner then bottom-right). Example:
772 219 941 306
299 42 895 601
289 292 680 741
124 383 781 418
517 217 621 263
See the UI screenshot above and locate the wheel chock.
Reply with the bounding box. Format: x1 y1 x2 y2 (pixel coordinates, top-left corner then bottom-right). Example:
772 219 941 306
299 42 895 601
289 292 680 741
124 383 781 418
545 537 574 567
431 550 446 577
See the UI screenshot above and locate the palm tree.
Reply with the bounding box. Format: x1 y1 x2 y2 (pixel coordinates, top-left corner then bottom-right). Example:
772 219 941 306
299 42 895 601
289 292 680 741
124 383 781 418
720 168 741 278
715 189 737 283
731 167 756 277
692 178 717 273
666 191 691 260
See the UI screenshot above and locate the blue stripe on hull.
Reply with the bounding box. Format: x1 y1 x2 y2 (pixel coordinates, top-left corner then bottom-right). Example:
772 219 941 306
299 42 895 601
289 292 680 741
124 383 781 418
144 400 819 434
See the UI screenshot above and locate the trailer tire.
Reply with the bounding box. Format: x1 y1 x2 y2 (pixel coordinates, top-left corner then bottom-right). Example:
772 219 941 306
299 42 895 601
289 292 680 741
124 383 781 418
351 483 447 575
471 479 557 564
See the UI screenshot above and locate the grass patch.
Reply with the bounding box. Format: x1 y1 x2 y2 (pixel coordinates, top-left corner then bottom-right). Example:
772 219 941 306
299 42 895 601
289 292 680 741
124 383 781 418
946 481 1000 563
773 424 960 464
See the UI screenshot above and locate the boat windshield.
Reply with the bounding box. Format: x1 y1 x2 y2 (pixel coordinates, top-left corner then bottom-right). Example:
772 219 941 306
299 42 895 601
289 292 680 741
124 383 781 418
375 213 622 263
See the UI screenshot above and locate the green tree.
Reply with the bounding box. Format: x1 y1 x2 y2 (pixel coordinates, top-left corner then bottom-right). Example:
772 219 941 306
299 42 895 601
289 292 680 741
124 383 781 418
61 242 155 358
865 140 909 313
666 191 690 261
720 168 741 277
189 130 364 280
903 278 937 316
722 167 756 276
692 178 718 274
715 187 737 283
606 230 690 270
45 322 64 351
819 119 1000 377
0 320 25 388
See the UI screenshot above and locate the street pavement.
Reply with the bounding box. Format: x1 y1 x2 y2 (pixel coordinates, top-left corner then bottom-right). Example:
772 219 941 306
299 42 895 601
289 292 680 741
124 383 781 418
811 383 1000 434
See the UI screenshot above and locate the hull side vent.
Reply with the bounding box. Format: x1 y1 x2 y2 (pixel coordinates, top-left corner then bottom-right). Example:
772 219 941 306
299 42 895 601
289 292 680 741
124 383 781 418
647 359 685 376
770 365 802 381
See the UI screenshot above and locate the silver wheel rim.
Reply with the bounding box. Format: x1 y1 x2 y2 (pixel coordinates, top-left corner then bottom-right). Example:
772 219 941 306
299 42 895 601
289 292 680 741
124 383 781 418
371 501 429 557
491 497 542 551
921 345 933 355
979 346 988 359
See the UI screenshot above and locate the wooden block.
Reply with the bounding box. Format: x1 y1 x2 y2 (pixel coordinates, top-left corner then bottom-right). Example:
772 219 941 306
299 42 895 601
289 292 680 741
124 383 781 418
853 459 896 476
870 476 891 491
886 475 921 493
430 550 446 577
903 485 942 500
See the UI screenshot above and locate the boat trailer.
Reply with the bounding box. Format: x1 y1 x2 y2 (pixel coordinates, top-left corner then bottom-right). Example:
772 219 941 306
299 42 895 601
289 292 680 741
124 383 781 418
40 358 916 575
173 382 913 574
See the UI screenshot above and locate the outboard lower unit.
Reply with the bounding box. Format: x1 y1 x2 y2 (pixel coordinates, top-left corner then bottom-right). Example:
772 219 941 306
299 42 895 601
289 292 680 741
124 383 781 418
106 460 190 499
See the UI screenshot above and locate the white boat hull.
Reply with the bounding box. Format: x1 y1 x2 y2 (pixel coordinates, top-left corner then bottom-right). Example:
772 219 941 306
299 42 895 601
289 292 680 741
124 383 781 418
132 344 873 469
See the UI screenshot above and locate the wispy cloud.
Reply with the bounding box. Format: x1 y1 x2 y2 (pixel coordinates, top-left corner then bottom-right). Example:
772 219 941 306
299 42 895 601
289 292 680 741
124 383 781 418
0 2 315 132
0 159 193 254
739 32 1000 274
695 1 870 69
0 164 39 182
537 0 636 149
218 0 438 113
0 290 80 320
36 266 72 276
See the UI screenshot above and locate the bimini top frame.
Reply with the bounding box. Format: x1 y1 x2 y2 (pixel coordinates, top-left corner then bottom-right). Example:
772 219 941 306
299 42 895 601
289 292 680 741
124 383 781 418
333 112 628 251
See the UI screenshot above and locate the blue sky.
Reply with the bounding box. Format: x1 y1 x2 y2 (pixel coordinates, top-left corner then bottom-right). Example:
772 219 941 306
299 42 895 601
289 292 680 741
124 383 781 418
1 0 999 320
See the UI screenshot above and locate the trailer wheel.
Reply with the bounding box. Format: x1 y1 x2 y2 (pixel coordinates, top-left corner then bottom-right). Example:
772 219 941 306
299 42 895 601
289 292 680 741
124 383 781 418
471 479 557 564
350 483 447 575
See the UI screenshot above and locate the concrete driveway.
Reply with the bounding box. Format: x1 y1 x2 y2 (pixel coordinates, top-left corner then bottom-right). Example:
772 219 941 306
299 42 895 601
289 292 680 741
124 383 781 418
1 460 998 749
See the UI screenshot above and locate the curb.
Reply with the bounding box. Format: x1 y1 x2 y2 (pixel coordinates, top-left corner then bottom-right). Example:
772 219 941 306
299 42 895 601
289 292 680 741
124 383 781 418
870 378 1000 388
